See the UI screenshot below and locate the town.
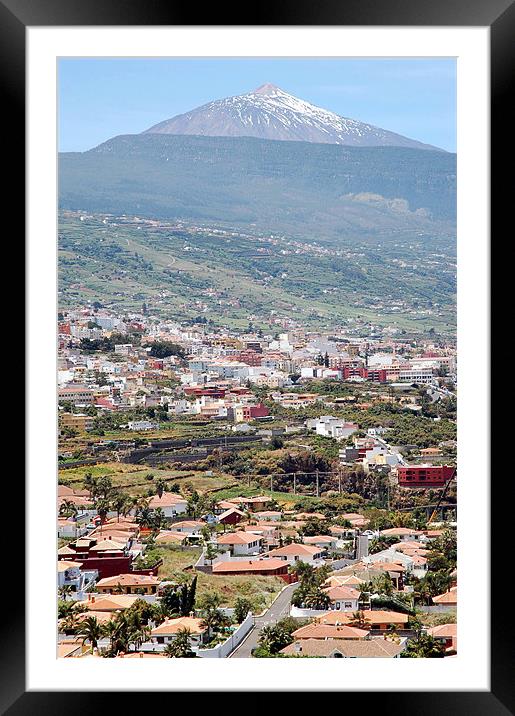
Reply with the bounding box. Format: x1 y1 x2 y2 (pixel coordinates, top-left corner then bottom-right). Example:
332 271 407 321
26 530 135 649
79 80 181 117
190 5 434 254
57 304 457 659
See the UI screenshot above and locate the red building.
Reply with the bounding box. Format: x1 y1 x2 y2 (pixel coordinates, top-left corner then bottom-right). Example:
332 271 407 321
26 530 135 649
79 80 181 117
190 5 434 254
147 359 164 370
250 403 270 419
218 507 246 526
337 365 388 382
212 558 292 581
364 368 388 383
230 350 262 366
341 365 367 380
183 387 226 399
398 465 455 488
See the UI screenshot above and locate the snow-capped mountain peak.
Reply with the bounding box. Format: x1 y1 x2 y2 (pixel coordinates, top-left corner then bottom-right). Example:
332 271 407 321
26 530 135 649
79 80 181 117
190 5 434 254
251 82 282 95
144 84 441 150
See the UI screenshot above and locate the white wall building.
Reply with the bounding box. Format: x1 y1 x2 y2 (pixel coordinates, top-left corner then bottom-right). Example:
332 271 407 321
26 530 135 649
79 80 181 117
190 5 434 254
306 416 358 441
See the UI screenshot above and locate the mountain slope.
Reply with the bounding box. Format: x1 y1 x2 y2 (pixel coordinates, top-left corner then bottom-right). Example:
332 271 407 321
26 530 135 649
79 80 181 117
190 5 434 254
58 211 456 336
144 83 441 151
59 134 456 241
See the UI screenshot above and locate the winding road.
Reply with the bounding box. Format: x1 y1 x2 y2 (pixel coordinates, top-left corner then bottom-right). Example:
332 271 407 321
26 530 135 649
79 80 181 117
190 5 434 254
229 582 298 658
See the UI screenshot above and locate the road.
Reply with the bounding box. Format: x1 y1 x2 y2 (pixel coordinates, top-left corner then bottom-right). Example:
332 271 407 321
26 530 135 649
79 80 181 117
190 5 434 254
427 384 456 400
229 582 298 658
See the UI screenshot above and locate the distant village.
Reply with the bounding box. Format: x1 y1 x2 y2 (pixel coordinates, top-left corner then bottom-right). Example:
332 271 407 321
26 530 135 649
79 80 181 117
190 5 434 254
57 305 457 659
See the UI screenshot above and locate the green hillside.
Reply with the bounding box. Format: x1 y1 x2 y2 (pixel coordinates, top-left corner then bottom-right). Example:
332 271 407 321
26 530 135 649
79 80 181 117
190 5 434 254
58 212 456 336
59 134 456 242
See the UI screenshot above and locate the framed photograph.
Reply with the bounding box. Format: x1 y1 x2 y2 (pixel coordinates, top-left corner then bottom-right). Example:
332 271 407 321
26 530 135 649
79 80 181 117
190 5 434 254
6 0 511 710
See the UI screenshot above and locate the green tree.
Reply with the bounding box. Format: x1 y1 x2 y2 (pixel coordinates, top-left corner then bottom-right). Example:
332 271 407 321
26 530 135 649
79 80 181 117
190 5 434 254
58 585 74 601
258 623 294 654
111 494 130 523
155 478 167 499
148 341 186 360
302 586 330 610
160 585 182 617
58 599 86 620
94 498 111 533
79 616 103 651
348 610 371 630
401 631 445 658
164 628 196 657
59 500 78 518
233 597 253 624
357 581 372 608
93 475 114 500
198 592 230 638
203 543 218 565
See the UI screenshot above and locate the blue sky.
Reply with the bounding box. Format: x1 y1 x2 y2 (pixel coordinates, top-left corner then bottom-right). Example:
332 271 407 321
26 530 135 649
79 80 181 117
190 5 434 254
58 58 456 152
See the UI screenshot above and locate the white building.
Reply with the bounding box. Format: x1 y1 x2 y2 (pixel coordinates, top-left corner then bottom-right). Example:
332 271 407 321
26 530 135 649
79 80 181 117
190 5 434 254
306 416 358 441
127 420 158 431
398 368 435 384
148 493 188 518
266 543 323 565
216 531 264 556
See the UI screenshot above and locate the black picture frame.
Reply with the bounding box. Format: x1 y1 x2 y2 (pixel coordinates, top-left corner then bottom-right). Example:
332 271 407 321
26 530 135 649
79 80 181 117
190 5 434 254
5 0 511 712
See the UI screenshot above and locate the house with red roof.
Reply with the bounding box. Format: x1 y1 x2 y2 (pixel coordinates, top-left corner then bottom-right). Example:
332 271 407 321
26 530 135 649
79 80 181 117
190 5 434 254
147 492 188 518
216 531 264 556
266 543 323 565
322 585 360 612
211 558 290 580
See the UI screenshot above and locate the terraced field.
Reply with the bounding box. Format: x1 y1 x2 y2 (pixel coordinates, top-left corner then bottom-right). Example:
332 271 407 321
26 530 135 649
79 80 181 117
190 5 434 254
59 212 456 336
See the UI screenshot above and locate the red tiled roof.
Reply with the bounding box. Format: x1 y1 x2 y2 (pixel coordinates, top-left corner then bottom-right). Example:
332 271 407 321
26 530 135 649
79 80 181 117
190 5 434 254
96 573 160 588
267 543 320 557
212 559 286 574
216 531 263 545
292 624 370 640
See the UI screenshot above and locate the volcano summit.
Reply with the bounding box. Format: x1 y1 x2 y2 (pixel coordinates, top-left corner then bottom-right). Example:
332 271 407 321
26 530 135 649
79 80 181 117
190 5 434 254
144 83 442 150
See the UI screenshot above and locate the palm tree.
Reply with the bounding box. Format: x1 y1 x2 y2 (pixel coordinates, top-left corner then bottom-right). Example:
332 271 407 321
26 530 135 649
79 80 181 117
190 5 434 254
59 611 82 635
302 587 330 611
357 581 371 608
186 495 200 519
152 507 167 530
200 524 213 544
132 495 150 513
94 475 114 501
59 500 78 518
128 625 151 652
348 610 371 630
94 498 111 535
58 599 84 620
102 618 121 655
401 631 445 658
412 578 433 606
109 612 131 653
233 597 253 624
120 497 133 519
198 592 222 612
111 494 129 523
58 584 74 601
79 616 103 651
258 624 293 655
82 472 96 498
199 609 224 640
135 506 154 529
372 572 394 597
164 628 195 657
198 592 230 639
292 560 315 585
155 478 167 499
